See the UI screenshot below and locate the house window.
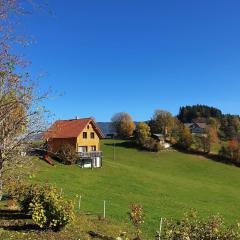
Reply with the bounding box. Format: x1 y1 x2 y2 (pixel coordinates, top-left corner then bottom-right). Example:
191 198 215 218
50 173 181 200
90 132 95 139
90 146 96 151
83 132 87 139
78 146 88 152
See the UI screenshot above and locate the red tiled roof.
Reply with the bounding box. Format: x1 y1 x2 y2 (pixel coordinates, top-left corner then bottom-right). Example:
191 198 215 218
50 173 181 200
44 118 104 139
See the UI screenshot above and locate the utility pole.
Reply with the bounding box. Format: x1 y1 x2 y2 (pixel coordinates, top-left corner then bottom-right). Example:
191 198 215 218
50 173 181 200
113 134 116 161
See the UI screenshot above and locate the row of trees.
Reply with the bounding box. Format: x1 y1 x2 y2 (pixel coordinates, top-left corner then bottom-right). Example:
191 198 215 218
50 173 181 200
111 110 218 153
110 107 240 165
177 105 240 163
111 104 240 144
219 115 240 140
178 105 223 123
110 110 179 141
178 105 240 141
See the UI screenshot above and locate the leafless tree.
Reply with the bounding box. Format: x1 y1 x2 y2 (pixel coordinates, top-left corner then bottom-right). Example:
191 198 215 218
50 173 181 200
0 0 49 199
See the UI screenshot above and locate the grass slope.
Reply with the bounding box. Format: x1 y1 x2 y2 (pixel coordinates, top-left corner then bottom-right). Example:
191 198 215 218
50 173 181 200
32 139 240 238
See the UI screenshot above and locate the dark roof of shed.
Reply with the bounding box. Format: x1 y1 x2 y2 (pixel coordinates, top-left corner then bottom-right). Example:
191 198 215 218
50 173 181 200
184 122 207 129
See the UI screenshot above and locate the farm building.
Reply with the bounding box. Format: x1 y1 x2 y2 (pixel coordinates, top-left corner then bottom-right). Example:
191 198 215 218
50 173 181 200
97 122 117 138
184 122 207 135
152 133 171 149
44 118 105 168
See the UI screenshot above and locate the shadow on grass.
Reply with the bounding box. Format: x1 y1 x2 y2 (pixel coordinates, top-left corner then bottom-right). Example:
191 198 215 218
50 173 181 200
88 230 114 240
0 209 31 220
0 209 41 231
1 223 41 231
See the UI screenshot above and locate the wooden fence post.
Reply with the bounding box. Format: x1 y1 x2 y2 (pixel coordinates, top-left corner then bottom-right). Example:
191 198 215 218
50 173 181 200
103 200 106 219
78 195 82 211
159 217 163 240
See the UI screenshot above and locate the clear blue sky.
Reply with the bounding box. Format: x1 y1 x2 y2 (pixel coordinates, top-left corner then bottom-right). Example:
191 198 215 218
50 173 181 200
19 0 240 121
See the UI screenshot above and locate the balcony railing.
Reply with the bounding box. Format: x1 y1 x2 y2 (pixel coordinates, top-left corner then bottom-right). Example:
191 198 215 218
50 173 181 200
78 151 103 158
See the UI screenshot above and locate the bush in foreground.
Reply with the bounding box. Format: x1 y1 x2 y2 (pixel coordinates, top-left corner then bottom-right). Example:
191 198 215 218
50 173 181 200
129 204 144 240
162 210 240 240
15 184 75 231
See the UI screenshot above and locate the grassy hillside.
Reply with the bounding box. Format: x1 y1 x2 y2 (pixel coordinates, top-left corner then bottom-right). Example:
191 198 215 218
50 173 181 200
31 139 240 238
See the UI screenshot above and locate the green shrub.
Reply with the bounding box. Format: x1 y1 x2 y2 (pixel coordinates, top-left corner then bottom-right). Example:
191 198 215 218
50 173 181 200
9 182 35 212
15 184 75 231
162 210 240 240
134 122 151 146
193 135 211 153
176 125 193 150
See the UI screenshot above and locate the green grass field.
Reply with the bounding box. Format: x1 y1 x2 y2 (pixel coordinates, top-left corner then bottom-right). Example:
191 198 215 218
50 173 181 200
30 139 240 238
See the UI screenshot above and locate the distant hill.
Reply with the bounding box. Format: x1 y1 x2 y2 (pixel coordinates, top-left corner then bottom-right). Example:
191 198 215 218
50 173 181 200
27 132 44 142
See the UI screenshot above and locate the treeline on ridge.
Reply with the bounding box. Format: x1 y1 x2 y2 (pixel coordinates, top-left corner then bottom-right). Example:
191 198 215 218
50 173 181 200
110 104 240 164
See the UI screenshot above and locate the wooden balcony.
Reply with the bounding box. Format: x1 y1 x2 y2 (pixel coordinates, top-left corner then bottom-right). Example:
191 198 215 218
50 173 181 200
78 151 103 158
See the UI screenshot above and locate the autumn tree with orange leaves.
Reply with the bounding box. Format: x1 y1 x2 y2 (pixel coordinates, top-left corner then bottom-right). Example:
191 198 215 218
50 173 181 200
219 139 240 163
111 112 135 138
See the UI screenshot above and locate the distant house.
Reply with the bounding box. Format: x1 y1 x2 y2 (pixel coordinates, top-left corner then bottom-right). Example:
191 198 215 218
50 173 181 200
152 133 171 149
44 118 105 168
184 122 207 134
